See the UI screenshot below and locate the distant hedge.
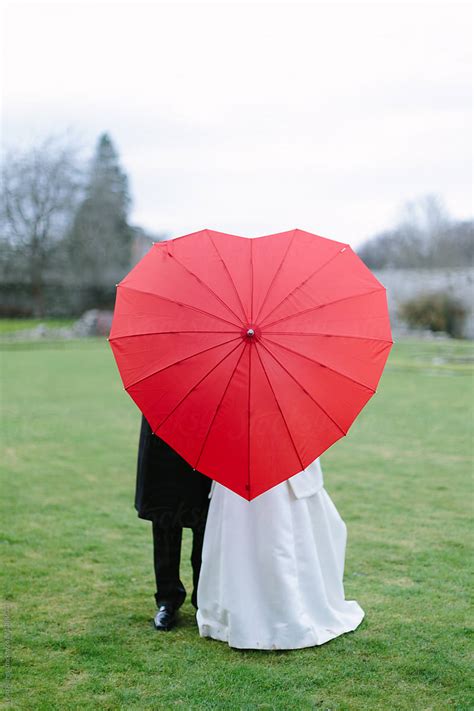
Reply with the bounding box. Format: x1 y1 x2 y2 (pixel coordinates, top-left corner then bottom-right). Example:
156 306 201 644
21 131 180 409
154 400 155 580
0 283 116 318
399 291 467 338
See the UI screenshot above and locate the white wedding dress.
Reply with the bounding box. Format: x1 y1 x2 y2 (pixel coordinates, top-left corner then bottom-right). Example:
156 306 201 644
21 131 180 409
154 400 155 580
196 459 364 650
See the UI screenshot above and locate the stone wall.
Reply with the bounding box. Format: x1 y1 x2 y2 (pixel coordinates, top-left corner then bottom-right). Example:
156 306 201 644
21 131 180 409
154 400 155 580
374 267 474 339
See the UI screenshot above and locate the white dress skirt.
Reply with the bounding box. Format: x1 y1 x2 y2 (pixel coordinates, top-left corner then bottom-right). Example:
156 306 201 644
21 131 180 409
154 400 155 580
196 458 364 650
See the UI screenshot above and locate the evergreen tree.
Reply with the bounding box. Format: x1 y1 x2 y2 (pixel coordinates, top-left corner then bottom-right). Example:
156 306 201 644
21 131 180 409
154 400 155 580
69 133 132 285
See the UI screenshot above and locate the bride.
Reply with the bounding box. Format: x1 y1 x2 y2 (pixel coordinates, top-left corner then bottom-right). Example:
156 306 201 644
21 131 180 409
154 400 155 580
196 458 364 650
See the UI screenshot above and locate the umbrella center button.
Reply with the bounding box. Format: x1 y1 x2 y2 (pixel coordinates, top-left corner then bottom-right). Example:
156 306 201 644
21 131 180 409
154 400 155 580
242 325 261 341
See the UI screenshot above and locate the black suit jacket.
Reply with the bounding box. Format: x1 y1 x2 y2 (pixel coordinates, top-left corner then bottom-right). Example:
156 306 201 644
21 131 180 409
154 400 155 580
135 416 212 528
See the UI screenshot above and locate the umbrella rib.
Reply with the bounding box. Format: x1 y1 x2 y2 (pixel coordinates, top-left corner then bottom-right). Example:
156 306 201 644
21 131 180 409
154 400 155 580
249 237 254 322
256 340 347 437
109 330 239 342
254 343 305 472
124 335 242 389
258 245 347 326
166 242 245 325
265 331 393 344
247 341 252 496
153 340 246 435
194 342 248 471
261 287 386 330
261 335 376 394
253 229 296 324
206 230 249 323
117 284 242 329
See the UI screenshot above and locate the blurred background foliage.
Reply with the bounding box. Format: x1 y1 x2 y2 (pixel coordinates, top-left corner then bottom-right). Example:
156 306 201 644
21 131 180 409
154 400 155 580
1 132 472 337
0 133 162 317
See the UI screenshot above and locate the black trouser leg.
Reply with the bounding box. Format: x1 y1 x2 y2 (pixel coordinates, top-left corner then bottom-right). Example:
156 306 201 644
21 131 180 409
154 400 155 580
152 522 186 610
190 525 206 609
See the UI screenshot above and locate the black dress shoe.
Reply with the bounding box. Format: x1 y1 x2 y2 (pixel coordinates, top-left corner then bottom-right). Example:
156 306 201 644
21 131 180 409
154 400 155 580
153 604 177 631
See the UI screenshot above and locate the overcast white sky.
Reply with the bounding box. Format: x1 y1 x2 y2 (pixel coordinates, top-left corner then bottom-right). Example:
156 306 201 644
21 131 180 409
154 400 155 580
1 1 472 245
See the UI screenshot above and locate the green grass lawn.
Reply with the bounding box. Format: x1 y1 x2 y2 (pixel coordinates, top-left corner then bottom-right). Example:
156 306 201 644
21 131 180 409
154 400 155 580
0 319 75 335
1 337 473 710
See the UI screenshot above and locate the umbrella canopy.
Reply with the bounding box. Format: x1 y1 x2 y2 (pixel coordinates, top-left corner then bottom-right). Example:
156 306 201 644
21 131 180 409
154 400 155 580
109 229 393 500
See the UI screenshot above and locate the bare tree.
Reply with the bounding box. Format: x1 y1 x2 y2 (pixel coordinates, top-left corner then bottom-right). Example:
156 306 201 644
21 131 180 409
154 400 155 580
0 137 82 315
396 194 451 266
357 194 473 269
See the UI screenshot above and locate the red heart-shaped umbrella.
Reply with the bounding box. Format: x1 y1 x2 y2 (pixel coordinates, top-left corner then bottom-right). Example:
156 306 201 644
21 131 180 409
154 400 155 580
109 229 393 499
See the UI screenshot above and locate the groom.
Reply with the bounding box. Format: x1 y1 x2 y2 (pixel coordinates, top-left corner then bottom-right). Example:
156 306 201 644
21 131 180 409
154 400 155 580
135 415 212 631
